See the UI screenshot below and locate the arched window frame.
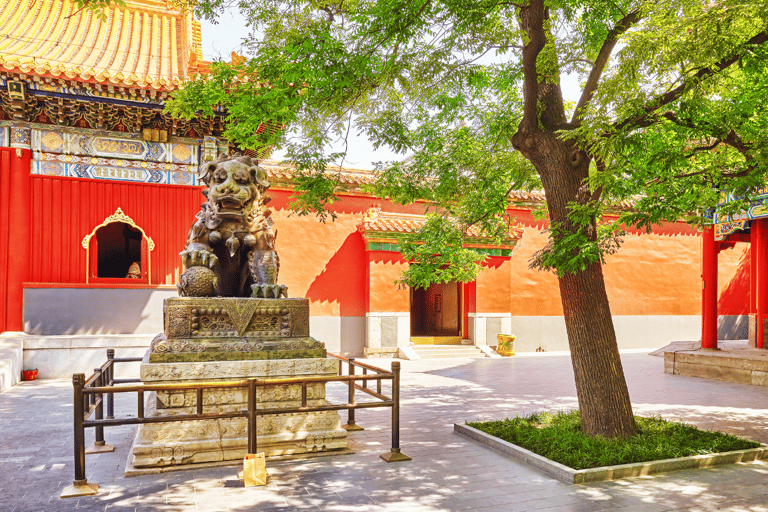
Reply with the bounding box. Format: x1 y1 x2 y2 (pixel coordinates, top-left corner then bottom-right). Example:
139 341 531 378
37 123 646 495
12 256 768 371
81 207 155 284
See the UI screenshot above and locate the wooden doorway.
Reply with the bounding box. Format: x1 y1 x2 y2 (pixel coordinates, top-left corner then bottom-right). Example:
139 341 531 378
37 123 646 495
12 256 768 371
410 280 461 344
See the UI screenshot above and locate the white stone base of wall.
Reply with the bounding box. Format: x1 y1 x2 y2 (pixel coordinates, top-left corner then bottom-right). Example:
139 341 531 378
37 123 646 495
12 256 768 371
0 315 707 383
0 333 24 391
13 334 153 379
309 316 366 357
23 287 176 335
365 312 410 354
468 313 513 346
5 316 368 380
507 315 701 353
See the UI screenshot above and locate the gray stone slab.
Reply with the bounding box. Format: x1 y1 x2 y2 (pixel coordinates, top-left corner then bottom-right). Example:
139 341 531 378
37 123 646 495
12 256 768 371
2 353 768 512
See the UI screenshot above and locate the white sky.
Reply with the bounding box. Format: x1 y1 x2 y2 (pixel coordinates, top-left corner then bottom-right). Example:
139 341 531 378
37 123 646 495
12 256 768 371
199 12 582 170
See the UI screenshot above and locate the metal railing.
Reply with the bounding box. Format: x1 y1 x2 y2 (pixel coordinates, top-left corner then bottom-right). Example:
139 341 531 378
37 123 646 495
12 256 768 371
62 350 409 498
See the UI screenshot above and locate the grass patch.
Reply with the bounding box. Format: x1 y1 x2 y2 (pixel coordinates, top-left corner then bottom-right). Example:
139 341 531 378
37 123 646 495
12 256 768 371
467 411 761 470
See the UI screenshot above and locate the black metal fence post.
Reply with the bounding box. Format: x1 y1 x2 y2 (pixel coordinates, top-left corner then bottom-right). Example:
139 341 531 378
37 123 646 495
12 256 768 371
73 374 86 483
94 368 105 445
106 349 115 420
380 361 411 462
60 374 99 498
86 368 114 454
343 358 363 431
247 379 257 454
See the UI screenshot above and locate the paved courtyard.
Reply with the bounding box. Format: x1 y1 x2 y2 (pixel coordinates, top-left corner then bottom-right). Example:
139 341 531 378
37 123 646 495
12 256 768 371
1 351 767 512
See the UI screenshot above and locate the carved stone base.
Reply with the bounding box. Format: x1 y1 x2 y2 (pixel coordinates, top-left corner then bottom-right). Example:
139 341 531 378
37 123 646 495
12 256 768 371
130 356 348 469
151 297 322 363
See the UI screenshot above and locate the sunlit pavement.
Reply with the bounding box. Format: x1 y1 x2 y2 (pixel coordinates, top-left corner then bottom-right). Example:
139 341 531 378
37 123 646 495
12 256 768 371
1 352 767 511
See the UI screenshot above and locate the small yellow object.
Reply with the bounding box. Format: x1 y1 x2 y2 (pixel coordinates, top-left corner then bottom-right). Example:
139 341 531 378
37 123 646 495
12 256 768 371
242 453 267 487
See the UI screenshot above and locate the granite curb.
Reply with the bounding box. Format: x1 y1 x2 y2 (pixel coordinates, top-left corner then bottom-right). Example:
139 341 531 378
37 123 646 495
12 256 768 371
454 422 768 484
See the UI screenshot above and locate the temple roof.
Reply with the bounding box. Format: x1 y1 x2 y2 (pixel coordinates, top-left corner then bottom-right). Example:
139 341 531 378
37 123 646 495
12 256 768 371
357 207 524 249
0 0 206 90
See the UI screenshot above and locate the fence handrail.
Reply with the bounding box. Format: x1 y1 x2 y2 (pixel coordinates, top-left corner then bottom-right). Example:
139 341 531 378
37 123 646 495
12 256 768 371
64 350 409 499
82 373 393 395
328 352 391 374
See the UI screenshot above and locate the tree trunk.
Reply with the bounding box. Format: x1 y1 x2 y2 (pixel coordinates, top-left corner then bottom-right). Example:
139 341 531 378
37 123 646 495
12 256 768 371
559 262 636 438
516 130 636 438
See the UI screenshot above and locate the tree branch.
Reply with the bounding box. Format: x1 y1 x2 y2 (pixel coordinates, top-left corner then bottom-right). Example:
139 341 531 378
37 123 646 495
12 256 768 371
614 29 768 132
364 0 432 58
646 164 753 185
571 9 643 125
684 139 721 157
517 0 548 133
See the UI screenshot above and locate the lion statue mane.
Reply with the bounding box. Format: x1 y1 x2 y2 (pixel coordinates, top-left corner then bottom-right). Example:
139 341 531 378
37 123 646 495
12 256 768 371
177 153 286 298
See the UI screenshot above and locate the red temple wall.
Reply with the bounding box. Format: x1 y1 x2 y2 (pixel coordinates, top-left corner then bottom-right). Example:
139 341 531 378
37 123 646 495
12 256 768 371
503 208 704 317
475 258 512 314
19 173 731 322
717 242 750 315
27 175 202 286
0 148 32 332
367 252 410 313
603 233 701 315
506 209 563 315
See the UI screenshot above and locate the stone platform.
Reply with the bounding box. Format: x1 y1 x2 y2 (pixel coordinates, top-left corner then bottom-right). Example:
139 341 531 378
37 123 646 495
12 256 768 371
130 356 348 469
130 296 348 470
664 340 768 386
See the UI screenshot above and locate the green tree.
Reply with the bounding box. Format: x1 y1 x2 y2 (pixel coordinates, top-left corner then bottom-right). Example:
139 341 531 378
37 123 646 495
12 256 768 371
166 0 768 438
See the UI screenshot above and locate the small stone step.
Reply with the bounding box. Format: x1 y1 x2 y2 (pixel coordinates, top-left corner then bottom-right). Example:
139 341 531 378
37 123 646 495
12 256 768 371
411 344 488 359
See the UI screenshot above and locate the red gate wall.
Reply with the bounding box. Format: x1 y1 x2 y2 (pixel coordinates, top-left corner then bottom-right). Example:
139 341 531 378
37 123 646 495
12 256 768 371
28 175 204 286
0 148 32 332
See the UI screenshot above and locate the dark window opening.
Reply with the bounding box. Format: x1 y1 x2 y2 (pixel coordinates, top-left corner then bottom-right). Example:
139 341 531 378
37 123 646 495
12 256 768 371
96 222 143 278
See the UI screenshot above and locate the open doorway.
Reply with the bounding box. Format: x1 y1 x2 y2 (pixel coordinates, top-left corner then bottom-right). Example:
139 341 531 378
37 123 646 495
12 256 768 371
410 280 461 344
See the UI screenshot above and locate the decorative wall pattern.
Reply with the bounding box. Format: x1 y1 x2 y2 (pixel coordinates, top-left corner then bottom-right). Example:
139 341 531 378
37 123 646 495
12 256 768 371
31 127 199 165
32 153 198 185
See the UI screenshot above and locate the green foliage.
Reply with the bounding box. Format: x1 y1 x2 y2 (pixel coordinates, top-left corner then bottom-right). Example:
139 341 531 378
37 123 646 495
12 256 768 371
167 0 768 287
468 411 761 470
394 214 488 288
531 218 625 276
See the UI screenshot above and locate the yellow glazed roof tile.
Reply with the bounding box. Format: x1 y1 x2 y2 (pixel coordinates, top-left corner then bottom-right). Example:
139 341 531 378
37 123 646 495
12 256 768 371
357 207 524 245
0 0 206 90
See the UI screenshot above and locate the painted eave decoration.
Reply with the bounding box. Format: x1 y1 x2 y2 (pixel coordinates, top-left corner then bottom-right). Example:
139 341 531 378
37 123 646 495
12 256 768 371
357 207 524 257
711 185 768 240
0 0 208 91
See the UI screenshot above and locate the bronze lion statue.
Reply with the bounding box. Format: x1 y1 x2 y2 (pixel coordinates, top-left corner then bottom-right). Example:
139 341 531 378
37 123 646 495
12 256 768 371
177 154 286 298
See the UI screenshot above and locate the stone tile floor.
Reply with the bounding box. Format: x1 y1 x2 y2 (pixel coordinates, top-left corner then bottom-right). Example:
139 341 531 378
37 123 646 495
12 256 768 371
1 352 767 511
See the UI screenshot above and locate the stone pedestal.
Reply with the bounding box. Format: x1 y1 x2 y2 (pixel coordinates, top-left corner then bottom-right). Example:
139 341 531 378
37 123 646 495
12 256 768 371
129 297 348 469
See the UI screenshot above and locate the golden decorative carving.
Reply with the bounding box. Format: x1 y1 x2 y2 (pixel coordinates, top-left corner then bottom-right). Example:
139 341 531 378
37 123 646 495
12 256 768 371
81 207 155 283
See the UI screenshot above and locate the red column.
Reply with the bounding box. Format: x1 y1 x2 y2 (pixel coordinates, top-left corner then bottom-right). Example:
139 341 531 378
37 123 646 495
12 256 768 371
701 227 718 349
755 219 768 349
750 227 758 346
0 148 32 332
751 236 757 314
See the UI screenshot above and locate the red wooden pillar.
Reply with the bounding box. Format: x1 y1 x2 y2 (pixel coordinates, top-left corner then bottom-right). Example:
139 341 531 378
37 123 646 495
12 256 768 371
701 227 718 349
750 225 758 346
754 219 768 349
0 148 32 332
751 234 757 315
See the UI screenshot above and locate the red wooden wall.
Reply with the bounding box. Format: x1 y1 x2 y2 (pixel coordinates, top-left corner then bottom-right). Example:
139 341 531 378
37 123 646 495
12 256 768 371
28 175 204 285
0 148 32 331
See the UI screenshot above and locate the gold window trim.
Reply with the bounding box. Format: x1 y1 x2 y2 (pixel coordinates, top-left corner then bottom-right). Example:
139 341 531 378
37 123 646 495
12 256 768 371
81 207 155 284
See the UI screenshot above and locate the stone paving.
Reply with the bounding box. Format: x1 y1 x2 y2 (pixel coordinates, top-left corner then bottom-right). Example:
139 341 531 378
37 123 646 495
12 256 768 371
1 352 767 512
